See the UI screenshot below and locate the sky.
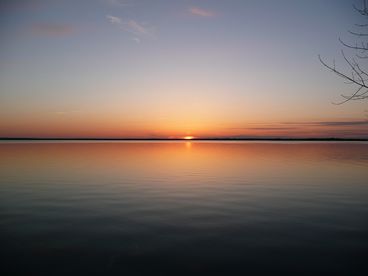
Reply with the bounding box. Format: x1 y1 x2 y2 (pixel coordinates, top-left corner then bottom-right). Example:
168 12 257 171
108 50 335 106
1 0 368 138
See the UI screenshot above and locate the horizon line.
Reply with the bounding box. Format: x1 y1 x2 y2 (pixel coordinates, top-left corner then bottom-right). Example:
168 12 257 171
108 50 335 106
1 137 368 141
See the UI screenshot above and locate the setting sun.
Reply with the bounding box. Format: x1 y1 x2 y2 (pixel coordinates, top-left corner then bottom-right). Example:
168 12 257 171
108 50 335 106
184 136 194 140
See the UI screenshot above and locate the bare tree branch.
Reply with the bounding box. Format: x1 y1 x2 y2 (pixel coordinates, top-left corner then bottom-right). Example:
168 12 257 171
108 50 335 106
320 0 368 103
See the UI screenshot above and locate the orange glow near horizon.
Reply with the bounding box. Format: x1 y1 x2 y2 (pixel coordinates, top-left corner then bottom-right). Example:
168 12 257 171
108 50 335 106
0 111 368 139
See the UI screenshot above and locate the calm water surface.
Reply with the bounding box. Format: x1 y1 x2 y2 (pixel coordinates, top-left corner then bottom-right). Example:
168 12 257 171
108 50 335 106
0 142 367 275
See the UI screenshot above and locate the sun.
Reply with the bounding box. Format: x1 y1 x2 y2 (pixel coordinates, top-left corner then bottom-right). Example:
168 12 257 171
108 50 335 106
183 136 194 140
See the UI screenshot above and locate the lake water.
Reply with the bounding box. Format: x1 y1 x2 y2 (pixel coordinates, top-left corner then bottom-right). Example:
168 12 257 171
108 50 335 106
0 142 367 275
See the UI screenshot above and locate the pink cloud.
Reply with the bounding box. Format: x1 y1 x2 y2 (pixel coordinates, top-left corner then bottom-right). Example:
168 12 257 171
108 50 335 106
31 23 75 36
189 7 216 18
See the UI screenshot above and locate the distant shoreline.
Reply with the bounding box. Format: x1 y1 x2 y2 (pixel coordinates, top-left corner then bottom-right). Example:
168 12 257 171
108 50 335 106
1 138 367 141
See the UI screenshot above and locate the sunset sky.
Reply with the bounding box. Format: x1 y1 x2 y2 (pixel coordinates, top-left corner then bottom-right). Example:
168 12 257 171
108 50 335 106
1 0 368 138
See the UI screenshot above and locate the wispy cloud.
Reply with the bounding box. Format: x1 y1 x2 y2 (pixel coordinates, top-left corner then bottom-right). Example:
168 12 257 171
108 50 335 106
283 120 368 127
244 127 297 131
132 37 141 44
124 20 153 37
31 23 75 37
189 7 217 18
106 15 155 40
106 15 122 25
228 120 368 132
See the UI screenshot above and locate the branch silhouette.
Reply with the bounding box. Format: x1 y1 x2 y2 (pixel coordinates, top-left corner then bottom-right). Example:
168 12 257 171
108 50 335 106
320 0 368 103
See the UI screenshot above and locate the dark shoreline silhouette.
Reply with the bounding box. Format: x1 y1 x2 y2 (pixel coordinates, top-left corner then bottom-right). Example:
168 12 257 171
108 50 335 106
1 137 367 141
